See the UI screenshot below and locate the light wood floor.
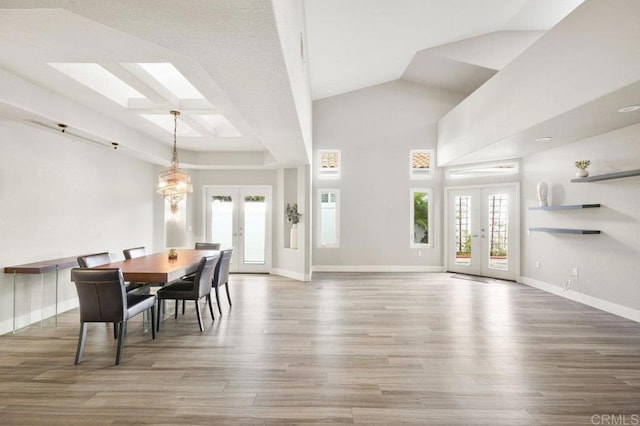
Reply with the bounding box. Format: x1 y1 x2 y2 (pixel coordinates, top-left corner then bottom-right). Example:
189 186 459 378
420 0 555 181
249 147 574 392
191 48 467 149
1 272 639 425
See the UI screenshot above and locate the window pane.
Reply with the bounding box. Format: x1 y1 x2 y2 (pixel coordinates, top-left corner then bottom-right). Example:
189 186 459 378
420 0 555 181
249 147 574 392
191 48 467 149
320 191 338 246
488 194 508 270
211 196 233 249
455 196 472 265
243 195 266 264
413 192 429 245
410 150 433 179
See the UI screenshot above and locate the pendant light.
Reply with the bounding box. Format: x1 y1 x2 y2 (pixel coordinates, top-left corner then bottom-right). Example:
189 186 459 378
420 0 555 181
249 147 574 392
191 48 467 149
156 110 192 214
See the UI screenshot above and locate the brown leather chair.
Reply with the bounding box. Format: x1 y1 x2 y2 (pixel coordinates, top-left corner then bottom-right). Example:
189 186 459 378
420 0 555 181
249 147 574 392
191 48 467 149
195 242 221 250
211 248 234 315
70 268 156 365
156 255 219 332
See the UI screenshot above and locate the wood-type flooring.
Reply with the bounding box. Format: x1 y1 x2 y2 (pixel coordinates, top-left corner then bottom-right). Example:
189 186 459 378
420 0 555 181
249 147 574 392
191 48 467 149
0 272 639 425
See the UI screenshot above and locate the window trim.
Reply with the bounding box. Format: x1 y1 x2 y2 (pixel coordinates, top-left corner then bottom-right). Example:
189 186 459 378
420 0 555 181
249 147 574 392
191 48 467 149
317 188 340 248
410 188 433 248
409 149 434 180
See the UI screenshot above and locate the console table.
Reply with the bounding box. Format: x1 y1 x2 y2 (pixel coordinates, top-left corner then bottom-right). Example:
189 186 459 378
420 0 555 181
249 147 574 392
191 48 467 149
4 256 79 332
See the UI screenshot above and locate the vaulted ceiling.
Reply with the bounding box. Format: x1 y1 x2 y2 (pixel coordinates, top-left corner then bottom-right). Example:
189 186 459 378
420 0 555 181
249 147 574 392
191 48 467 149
6 0 630 170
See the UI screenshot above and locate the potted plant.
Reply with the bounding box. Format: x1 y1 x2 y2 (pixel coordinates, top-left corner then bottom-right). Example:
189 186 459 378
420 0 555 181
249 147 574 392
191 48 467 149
168 248 178 260
575 160 591 177
286 203 302 249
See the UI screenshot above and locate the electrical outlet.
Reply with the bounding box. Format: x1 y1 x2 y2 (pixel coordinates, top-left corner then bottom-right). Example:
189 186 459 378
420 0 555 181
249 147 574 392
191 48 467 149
572 267 579 277
535 261 540 269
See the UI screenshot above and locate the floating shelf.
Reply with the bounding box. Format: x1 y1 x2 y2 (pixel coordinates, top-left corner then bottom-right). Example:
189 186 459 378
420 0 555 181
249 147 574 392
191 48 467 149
571 168 640 182
529 203 600 210
529 227 601 234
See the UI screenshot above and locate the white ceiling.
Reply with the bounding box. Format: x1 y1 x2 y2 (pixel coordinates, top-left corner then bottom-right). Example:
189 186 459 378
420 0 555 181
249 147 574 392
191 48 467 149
304 0 585 100
0 0 593 169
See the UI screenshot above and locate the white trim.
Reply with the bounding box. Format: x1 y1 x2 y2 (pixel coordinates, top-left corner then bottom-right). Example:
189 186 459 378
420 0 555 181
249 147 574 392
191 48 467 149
519 276 640 323
313 265 444 272
271 268 311 282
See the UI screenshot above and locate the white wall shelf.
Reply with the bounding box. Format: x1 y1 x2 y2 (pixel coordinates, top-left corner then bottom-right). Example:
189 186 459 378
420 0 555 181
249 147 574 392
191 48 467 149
529 204 600 210
571 168 640 182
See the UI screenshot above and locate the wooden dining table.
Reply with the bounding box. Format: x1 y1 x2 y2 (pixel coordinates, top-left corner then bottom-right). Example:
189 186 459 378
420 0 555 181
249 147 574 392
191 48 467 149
96 249 220 284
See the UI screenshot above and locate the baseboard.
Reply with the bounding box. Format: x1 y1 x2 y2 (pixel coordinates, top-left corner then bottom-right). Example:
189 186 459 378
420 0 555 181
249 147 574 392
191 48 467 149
519 276 640 323
271 268 311 282
0 297 79 336
312 265 445 273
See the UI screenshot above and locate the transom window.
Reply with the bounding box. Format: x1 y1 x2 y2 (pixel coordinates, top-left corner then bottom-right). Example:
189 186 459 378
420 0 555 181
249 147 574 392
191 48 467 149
318 149 341 179
410 149 434 179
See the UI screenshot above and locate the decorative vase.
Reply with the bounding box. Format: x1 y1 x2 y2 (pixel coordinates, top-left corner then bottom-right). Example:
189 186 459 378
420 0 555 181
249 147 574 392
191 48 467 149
536 182 548 207
576 169 589 178
290 223 298 249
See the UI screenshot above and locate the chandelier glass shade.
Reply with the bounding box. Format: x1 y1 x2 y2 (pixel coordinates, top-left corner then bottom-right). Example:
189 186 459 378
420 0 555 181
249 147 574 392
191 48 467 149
156 110 192 214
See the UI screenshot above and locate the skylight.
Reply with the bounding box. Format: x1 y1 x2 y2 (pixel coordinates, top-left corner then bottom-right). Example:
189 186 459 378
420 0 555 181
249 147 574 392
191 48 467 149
49 63 145 107
140 114 202 137
137 63 205 99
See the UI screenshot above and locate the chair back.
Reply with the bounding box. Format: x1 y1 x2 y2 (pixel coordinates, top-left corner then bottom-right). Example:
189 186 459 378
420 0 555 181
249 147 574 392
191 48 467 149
71 268 127 322
213 248 234 288
77 252 112 268
191 255 219 298
195 242 221 250
123 246 146 259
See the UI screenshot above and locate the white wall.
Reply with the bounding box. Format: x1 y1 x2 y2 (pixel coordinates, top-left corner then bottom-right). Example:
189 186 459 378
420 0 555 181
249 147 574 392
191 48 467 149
521 122 640 319
312 79 463 270
0 120 156 334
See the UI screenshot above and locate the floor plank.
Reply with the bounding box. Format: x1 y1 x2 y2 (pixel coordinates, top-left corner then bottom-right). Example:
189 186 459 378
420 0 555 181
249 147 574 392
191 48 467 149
0 272 639 425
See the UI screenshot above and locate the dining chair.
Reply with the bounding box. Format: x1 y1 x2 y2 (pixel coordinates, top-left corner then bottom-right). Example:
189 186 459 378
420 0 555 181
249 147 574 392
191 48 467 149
156 255 219 332
78 252 143 292
211 248 234 315
195 242 221 250
123 246 147 260
70 268 156 365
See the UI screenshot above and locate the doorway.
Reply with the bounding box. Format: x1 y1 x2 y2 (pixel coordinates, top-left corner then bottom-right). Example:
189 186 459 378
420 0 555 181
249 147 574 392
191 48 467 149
445 184 519 280
204 186 272 273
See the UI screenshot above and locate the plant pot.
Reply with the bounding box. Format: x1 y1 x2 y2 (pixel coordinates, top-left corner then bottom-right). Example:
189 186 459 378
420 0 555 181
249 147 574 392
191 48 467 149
576 169 589 178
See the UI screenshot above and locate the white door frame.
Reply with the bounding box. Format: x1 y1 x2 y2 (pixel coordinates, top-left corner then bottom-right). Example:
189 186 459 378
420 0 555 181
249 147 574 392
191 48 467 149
202 185 273 273
444 182 520 280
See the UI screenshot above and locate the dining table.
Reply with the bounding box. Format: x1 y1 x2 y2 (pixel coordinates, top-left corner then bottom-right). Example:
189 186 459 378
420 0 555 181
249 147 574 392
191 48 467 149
96 248 220 284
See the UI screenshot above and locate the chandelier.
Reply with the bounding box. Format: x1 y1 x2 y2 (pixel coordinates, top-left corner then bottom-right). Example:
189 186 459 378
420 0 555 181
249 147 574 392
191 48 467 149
156 110 192 214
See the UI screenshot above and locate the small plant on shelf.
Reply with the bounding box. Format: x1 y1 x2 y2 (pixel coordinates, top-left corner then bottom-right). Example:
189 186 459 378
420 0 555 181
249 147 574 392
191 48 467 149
574 160 591 178
286 203 302 224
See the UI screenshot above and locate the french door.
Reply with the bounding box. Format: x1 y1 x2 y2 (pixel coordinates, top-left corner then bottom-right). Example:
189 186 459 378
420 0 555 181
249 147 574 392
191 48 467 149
445 184 519 280
204 186 272 273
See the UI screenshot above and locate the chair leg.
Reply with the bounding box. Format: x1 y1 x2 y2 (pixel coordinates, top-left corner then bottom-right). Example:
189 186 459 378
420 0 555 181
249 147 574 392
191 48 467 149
225 282 232 306
194 300 204 332
115 322 125 365
113 323 118 339
174 300 179 319
150 306 156 340
182 300 186 315
156 300 162 332
214 287 222 315
75 322 88 365
207 294 215 322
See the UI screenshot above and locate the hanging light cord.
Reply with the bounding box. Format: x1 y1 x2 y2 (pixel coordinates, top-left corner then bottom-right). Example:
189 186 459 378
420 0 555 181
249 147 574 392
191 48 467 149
171 110 180 167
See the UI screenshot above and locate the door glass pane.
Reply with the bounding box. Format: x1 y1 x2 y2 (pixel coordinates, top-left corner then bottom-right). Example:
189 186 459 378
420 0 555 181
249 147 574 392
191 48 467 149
243 195 266 264
320 191 338 246
413 191 429 245
488 194 508 270
455 196 472 265
211 195 233 249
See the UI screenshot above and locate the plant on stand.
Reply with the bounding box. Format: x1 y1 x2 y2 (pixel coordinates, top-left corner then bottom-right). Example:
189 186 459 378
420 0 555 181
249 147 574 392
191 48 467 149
575 160 591 178
286 203 302 249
